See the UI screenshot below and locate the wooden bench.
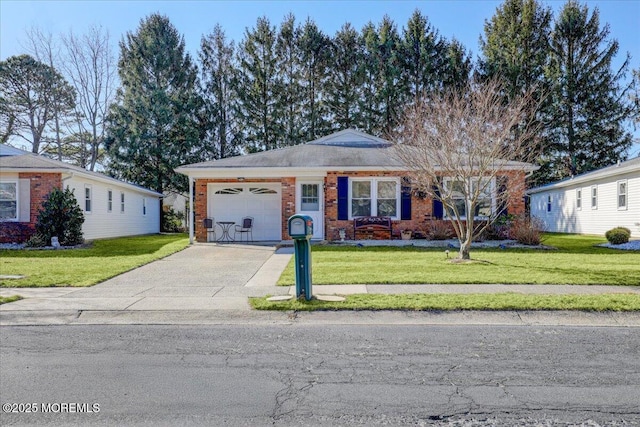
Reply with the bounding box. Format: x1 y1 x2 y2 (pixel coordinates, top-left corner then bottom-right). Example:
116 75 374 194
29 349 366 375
353 216 392 240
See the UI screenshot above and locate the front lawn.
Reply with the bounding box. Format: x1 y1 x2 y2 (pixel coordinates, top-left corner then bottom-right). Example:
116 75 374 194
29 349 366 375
278 234 640 286
251 293 640 312
0 234 189 287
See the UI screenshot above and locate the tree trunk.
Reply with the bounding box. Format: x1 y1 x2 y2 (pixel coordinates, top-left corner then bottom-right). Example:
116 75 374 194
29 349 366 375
458 236 472 260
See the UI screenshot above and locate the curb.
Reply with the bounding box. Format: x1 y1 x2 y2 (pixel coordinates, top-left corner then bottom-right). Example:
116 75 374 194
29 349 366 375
2 309 640 327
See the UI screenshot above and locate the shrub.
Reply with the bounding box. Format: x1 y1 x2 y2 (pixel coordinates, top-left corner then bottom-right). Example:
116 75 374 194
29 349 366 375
424 220 454 240
510 215 545 246
162 207 185 232
32 187 85 247
605 227 630 245
484 215 515 240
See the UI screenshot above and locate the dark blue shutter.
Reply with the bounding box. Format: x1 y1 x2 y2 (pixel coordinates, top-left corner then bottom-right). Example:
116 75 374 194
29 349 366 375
337 176 349 220
401 177 412 220
432 184 443 219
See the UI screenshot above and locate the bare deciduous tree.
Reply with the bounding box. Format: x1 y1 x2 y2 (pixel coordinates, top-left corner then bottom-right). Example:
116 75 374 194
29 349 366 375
392 79 541 260
61 25 116 171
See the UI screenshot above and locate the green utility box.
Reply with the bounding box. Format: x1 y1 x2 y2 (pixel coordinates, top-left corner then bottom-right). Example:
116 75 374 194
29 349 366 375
287 215 313 300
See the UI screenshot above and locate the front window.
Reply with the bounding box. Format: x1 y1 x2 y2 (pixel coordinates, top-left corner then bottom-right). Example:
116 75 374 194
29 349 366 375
143 197 147 216
108 190 113 212
444 178 494 219
350 179 398 218
618 180 627 210
0 182 17 220
576 188 582 210
591 186 597 209
84 185 92 213
120 192 125 213
547 195 552 213
301 184 319 211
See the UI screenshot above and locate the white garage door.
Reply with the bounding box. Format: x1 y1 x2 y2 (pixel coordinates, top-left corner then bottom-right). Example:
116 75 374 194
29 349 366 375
208 183 282 241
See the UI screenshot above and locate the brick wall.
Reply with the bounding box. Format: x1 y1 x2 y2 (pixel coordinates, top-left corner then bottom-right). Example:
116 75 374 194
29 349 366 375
191 171 528 243
325 170 527 241
0 173 62 243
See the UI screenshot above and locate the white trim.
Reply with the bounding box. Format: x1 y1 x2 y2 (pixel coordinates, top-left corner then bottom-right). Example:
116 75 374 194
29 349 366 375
442 177 496 220
143 197 147 216
120 191 125 213
296 179 324 240
107 189 113 213
528 159 640 194
591 185 598 210
576 188 582 211
617 179 628 210
84 184 92 214
546 194 552 213
347 177 400 220
0 180 18 222
177 164 536 179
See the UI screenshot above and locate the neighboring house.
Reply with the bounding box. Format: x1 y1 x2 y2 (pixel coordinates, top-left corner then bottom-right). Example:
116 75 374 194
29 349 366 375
176 129 536 243
0 144 162 243
529 157 640 238
163 192 189 229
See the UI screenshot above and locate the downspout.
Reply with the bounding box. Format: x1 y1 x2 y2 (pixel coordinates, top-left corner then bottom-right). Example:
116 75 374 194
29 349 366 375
61 172 75 186
188 176 194 245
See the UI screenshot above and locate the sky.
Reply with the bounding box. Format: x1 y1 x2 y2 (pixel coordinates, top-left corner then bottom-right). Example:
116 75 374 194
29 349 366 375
1 0 639 153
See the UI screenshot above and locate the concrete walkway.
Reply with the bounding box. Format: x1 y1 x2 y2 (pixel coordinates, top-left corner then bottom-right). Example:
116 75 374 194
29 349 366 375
1 243 639 326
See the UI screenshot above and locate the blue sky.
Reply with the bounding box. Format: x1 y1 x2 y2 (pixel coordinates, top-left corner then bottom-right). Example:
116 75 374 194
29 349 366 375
1 0 639 153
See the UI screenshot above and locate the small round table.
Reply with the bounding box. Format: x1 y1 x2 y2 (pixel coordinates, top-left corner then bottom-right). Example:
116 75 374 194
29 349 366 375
216 221 235 243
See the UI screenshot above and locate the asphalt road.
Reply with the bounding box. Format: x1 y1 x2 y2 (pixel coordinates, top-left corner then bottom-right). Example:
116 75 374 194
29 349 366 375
1 324 639 426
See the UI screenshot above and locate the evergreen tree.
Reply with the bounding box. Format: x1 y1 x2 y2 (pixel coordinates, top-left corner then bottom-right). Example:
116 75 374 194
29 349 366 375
372 16 403 136
479 0 552 98
400 10 448 100
235 16 279 152
298 18 331 141
200 24 240 159
32 187 84 247
479 0 553 184
441 39 472 91
359 22 381 135
275 14 304 146
326 23 363 131
105 14 201 198
547 0 634 179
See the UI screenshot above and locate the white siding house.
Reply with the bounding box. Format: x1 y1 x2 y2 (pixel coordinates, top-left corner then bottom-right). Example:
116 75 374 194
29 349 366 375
529 157 640 238
65 175 161 240
0 144 161 243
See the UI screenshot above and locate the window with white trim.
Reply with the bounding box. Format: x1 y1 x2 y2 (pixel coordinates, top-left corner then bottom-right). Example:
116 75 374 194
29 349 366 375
84 185 92 213
576 188 582 210
591 185 597 209
0 182 18 221
107 190 113 212
547 194 552 213
443 177 494 219
120 192 125 213
143 197 147 216
617 180 627 210
349 178 399 218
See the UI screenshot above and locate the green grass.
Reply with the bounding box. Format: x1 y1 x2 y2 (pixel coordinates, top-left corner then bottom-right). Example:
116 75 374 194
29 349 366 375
0 234 189 287
0 295 22 305
278 233 640 286
250 293 640 312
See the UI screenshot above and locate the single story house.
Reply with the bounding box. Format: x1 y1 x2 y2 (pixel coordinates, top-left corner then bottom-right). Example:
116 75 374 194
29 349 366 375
0 144 162 243
176 129 536 243
529 156 640 238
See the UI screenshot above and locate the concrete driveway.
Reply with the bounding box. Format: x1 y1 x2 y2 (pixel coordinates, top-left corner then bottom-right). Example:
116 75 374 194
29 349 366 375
0 244 293 313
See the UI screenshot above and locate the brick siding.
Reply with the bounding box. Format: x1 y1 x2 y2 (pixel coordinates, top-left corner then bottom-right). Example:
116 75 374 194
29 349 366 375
0 173 62 243
192 170 527 242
